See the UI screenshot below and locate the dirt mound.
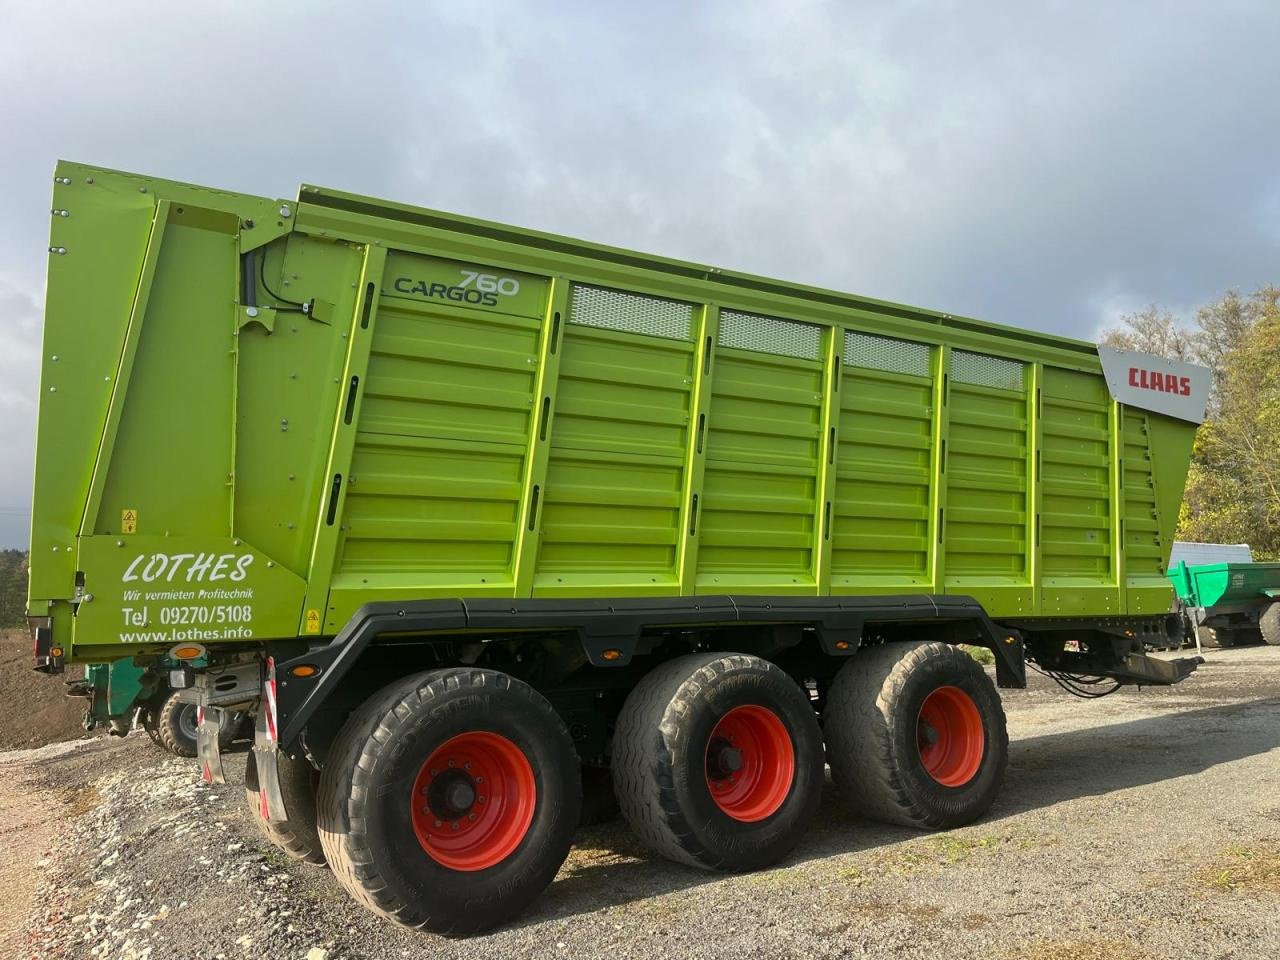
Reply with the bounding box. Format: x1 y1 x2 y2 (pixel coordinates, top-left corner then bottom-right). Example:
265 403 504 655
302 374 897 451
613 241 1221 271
0 628 90 749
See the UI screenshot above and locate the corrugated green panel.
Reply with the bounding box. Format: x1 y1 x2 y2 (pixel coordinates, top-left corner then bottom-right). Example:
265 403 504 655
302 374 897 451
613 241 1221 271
1128 411 1195 613
360 306 540 445
337 262 544 592
696 315 823 591
339 435 525 579
831 351 934 591
1122 406 1162 580
1038 367 1120 614
534 285 695 594
944 352 1030 611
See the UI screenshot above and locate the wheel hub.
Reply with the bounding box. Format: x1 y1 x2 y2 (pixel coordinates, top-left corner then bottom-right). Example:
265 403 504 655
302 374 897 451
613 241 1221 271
916 685 985 787
707 739 744 778
703 705 795 822
177 703 199 742
410 731 535 871
427 770 478 820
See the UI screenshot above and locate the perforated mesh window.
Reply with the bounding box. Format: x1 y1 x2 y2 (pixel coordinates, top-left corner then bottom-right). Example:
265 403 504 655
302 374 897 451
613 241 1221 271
568 285 693 341
718 310 822 361
843 331 932 377
950 350 1025 391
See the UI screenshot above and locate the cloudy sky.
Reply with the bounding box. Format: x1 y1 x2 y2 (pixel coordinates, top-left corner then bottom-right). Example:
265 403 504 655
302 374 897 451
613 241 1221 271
2 1 1278 547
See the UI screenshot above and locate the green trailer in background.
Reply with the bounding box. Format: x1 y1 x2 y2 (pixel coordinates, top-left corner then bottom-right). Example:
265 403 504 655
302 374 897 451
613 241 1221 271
29 161 1213 934
73 658 149 734
71 656 240 756
1169 560 1280 648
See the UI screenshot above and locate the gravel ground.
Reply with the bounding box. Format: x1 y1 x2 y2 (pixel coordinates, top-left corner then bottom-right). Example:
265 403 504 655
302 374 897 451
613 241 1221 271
6 645 1280 960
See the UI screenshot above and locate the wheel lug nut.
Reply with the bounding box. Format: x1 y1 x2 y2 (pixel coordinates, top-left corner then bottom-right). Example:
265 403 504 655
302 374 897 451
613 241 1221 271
448 759 455 768
468 813 477 821
475 776 484 784
434 819 442 827
451 822 460 831
478 795 485 803
464 761 471 770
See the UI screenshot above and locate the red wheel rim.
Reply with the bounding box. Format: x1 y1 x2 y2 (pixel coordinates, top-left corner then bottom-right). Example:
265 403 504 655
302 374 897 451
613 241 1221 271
704 705 795 822
410 731 535 871
916 686 985 787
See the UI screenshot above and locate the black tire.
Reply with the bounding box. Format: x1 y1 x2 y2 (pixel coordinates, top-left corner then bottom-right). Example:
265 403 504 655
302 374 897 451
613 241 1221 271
316 669 580 936
219 710 250 742
824 641 1008 830
144 691 236 758
579 764 620 827
1197 626 1230 649
1259 603 1280 646
611 652 824 872
244 751 326 865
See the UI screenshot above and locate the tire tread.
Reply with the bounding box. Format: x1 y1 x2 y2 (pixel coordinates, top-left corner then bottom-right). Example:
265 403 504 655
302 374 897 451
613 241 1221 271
1259 603 1280 646
612 652 822 871
245 752 326 865
825 641 1008 829
153 691 197 757
317 669 576 934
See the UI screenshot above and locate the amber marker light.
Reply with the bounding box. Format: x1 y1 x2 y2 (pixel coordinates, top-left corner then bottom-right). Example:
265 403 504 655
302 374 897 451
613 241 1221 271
601 649 623 661
288 664 320 678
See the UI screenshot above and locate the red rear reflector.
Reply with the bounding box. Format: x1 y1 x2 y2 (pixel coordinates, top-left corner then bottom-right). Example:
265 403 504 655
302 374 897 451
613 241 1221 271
264 657 278 744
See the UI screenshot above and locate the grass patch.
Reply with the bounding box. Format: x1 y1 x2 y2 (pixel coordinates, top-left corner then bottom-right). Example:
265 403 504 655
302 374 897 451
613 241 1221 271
302 879 351 904
928 833 1002 862
839 865 870 886
875 830 1055 874
259 847 294 870
1195 843 1280 894
960 644 995 665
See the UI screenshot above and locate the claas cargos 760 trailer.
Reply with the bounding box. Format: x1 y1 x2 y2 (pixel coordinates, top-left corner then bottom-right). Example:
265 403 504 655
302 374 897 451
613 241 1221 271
29 161 1210 934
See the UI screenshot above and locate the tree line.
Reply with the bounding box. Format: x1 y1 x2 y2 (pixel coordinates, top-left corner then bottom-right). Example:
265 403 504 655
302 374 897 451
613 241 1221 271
1101 286 1280 560
0 550 29 627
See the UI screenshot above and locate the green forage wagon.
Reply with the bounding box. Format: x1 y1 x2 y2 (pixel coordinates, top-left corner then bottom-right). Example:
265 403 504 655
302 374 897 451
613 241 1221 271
29 161 1208 934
